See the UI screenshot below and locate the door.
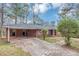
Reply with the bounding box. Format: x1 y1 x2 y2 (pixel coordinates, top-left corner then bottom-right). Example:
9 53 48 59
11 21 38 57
22 30 28 37
22 32 26 36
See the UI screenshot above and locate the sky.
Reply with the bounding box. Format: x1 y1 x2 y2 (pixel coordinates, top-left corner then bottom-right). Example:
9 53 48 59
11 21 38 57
0 3 63 24
31 3 62 23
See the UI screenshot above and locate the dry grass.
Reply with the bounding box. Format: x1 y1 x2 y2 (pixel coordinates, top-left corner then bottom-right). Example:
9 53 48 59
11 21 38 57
0 39 31 56
44 37 79 50
44 37 64 43
71 38 79 49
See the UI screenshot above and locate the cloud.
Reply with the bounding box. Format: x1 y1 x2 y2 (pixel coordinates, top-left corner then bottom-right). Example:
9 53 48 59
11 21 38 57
27 20 32 24
33 3 63 14
33 3 51 14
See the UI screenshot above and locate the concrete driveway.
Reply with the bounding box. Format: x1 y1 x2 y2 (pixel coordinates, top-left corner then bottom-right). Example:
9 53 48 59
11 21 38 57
10 38 79 56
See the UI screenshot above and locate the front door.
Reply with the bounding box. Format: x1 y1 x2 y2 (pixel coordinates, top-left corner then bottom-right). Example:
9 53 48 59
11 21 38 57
22 30 26 36
22 30 28 37
22 32 26 36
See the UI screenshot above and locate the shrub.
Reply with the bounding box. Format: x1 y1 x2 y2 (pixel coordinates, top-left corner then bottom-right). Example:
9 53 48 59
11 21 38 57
57 17 79 46
41 29 48 40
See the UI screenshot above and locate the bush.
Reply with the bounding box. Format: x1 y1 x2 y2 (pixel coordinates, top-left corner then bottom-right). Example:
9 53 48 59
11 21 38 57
41 29 48 40
57 17 79 46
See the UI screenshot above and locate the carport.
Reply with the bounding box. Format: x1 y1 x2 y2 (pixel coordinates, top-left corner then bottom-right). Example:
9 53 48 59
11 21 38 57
3 24 56 42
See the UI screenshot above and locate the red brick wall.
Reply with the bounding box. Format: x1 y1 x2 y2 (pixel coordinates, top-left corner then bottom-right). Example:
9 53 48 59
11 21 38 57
9 29 41 37
27 29 41 37
6 29 57 37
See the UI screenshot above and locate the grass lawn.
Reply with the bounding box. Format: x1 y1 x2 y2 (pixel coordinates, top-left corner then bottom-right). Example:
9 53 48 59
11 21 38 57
43 37 63 43
71 38 79 49
42 37 79 50
0 39 31 56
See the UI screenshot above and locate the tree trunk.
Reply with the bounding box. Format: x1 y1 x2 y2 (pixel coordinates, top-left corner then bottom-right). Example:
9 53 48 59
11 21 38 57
42 31 45 40
14 3 18 24
0 3 4 39
15 16 17 24
65 37 71 46
26 12 29 24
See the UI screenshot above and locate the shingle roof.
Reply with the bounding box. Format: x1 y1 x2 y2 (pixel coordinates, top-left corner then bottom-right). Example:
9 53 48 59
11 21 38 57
3 24 56 30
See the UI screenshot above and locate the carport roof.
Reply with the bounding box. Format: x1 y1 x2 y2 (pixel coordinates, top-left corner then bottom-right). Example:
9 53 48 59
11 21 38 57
3 24 56 30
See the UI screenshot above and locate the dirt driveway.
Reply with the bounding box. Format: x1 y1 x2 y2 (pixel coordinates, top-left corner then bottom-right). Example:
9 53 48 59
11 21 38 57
10 38 79 56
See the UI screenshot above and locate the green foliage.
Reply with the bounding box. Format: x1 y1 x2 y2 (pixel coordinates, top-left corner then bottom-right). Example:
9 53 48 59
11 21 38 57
57 17 79 46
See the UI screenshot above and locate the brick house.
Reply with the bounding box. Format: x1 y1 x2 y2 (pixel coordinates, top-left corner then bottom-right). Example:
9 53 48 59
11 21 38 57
2 24 56 41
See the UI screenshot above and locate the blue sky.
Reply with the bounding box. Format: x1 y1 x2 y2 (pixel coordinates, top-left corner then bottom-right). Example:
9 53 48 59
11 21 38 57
39 7 59 22
31 3 62 23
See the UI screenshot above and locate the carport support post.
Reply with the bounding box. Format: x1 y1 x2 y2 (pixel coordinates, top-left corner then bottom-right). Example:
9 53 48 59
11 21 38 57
8 27 10 42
